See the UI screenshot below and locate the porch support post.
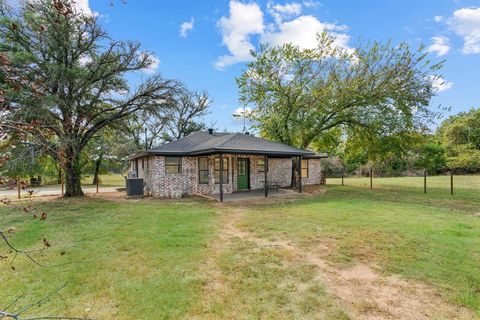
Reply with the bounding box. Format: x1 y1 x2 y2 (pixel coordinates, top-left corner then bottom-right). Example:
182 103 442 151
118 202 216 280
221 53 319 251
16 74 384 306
299 156 303 193
264 154 268 197
219 153 224 202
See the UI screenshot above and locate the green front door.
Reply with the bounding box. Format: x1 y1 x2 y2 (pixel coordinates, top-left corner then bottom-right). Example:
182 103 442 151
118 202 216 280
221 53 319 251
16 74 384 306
237 158 249 190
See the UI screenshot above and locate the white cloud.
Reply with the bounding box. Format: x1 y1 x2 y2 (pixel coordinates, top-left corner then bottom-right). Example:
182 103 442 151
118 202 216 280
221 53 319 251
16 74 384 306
449 7 480 54
267 1 302 23
180 18 195 38
215 0 351 69
428 36 450 56
303 0 321 8
215 1 264 70
139 52 160 74
233 107 253 118
433 15 444 22
272 2 302 15
71 0 96 17
262 15 351 51
430 75 453 92
78 54 92 66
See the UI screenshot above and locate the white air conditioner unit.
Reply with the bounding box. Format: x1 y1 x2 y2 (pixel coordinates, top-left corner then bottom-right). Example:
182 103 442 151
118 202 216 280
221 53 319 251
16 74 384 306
127 171 137 179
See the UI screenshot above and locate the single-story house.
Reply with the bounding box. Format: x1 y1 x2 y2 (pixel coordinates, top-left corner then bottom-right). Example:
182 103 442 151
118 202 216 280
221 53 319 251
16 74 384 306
129 129 326 201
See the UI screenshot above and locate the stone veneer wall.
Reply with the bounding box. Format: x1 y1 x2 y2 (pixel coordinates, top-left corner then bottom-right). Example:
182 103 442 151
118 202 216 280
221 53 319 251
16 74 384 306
302 158 321 185
267 157 293 188
135 154 321 198
158 156 196 197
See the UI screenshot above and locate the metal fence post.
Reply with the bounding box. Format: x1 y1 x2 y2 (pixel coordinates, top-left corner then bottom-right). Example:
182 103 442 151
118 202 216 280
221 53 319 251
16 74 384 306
341 167 344 186
424 169 427 194
17 177 20 199
370 168 373 189
450 169 454 196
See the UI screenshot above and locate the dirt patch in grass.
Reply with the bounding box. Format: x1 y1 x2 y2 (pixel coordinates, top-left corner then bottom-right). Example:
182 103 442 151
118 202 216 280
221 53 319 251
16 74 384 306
197 207 474 320
304 184 327 195
191 206 348 319
304 256 472 320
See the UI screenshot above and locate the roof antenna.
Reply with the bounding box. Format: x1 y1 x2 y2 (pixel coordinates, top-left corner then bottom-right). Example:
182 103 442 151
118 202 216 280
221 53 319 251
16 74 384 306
233 107 249 134
242 108 247 134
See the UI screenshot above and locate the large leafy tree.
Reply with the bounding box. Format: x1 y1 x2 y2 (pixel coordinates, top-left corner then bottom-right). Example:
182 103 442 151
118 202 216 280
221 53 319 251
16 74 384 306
237 32 443 149
0 0 179 196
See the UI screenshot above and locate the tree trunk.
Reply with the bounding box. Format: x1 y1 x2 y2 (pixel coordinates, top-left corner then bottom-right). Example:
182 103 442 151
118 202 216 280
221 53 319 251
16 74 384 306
92 154 103 185
57 167 62 184
64 153 84 197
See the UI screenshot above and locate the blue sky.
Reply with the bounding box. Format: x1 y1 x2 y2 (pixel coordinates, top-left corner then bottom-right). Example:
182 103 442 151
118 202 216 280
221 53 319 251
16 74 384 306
87 0 479 131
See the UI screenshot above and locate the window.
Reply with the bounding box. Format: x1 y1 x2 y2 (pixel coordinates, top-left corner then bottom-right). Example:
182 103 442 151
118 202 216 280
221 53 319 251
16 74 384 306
238 160 247 176
198 157 209 184
301 159 309 178
258 158 265 172
165 157 181 174
214 157 229 183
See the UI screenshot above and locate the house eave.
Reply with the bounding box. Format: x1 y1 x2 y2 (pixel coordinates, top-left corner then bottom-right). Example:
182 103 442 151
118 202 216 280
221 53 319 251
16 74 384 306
129 148 316 159
190 148 315 157
127 151 149 160
304 153 329 159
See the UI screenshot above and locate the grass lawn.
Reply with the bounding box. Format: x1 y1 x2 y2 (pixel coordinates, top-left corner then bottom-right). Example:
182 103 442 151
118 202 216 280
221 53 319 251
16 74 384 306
1 176 480 319
0 197 217 319
81 173 125 187
240 179 480 316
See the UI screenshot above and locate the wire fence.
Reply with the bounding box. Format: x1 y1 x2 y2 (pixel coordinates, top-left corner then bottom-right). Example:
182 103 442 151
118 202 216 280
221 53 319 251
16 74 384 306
322 168 480 197
0 173 125 199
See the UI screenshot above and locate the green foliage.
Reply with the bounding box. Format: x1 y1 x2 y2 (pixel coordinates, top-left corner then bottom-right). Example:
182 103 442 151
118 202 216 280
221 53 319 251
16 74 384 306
310 128 343 156
438 108 480 150
338 130 426 175
414 143 446 174
81 129 128 174
437 108 480 172
446 146 480 172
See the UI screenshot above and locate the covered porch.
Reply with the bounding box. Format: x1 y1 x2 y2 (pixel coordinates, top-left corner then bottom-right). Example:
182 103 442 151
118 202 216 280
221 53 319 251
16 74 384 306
211 152 312 202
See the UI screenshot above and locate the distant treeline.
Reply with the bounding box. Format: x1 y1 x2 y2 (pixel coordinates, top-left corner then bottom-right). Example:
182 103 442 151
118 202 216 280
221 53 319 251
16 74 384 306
322 108 480 177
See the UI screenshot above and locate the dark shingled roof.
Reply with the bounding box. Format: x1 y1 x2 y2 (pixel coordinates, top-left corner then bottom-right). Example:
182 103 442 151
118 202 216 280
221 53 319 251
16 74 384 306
133 131 318 158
